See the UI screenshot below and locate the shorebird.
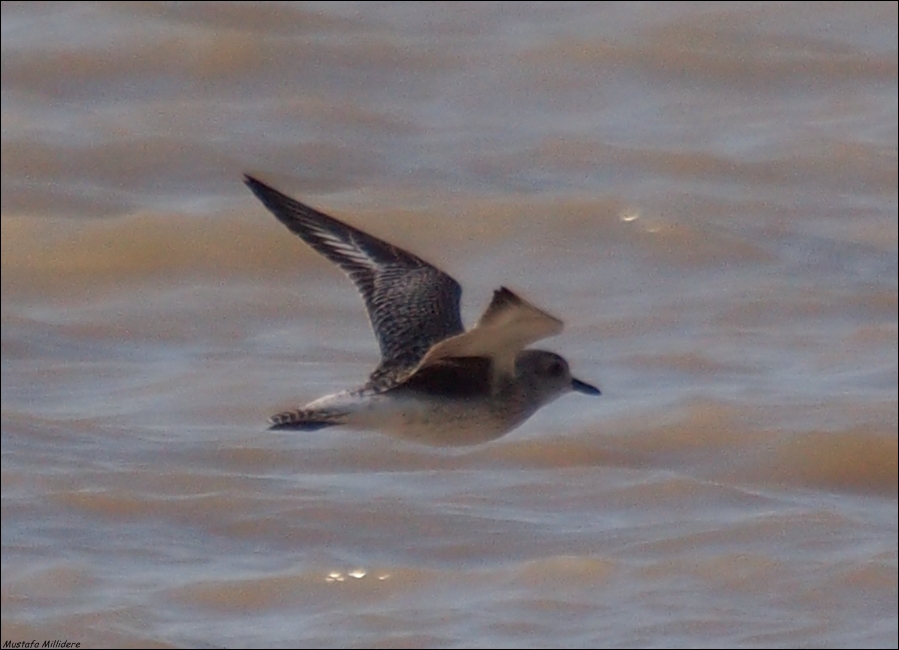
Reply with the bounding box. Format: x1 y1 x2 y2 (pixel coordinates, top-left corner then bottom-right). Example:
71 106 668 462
245 175 600 446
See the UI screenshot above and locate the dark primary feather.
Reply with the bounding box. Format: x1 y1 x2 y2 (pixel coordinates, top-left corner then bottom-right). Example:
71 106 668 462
244 175 464 377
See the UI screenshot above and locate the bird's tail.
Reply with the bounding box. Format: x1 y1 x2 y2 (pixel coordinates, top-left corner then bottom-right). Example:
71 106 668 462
268 408 346 431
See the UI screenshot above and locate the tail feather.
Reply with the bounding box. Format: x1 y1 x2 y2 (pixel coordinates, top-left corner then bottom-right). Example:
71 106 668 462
268 409 344 431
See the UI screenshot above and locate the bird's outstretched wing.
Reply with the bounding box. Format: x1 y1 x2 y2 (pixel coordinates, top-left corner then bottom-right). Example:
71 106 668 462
245 175 465 379
411 287 563 390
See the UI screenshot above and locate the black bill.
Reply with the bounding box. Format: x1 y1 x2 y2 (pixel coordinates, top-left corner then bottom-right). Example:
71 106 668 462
571 377 601 396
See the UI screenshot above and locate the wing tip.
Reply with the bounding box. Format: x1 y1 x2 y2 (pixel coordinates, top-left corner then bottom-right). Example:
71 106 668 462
493 286 527 309
484 286 564 332
243 173 277 200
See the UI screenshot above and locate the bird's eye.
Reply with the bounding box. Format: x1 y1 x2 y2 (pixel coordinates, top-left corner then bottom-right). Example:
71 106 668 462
546 360 564 377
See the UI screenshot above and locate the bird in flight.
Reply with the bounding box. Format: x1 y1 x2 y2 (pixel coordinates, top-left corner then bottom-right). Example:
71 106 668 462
245 175 600 446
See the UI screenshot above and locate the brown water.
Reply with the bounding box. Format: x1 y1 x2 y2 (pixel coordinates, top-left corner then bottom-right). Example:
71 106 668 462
1 2 897 648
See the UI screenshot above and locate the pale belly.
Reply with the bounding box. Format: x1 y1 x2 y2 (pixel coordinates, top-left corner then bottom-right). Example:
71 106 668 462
341 392 532 447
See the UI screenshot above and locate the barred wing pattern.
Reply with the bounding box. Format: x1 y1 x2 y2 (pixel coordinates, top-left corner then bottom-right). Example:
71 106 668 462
244 175 464 381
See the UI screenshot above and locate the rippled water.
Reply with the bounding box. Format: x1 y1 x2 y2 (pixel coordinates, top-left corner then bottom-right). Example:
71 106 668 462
2 2 897 648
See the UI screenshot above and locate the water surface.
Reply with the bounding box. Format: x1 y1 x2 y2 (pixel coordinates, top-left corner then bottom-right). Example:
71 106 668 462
2 2 897 648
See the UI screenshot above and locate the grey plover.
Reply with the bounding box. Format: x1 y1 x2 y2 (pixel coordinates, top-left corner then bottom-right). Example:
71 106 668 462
245 175 600 446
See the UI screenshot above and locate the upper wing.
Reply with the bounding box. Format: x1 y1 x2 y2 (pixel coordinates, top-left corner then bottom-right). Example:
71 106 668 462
411 287 564 388
245 175 464 375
